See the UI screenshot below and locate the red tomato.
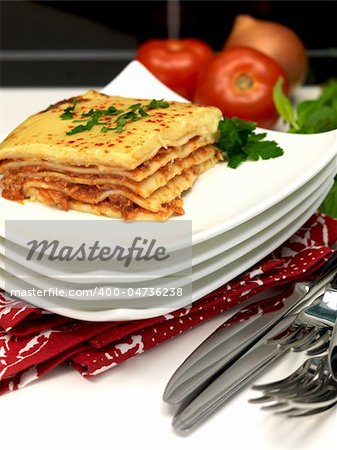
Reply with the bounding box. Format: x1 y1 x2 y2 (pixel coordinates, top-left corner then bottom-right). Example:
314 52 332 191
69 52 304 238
194 47 288 128
136 39 214 100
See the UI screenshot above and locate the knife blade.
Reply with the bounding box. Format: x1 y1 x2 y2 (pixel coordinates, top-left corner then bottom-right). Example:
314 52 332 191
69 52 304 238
172 316 294 432
164 251 337 406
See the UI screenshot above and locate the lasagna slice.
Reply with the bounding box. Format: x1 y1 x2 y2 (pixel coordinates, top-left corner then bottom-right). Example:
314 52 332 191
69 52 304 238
0 90 222 220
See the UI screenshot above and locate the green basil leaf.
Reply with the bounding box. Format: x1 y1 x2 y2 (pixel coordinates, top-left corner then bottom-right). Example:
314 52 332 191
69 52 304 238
273 77 298 130
319 179 337 218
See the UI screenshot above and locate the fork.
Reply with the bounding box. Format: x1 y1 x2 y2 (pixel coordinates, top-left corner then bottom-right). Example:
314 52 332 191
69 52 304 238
249 353 337 417
250 273 337 416
266 313 332 356
266 270 337 356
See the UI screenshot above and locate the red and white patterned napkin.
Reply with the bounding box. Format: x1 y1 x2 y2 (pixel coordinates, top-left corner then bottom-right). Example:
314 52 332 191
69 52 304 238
1 212 336 394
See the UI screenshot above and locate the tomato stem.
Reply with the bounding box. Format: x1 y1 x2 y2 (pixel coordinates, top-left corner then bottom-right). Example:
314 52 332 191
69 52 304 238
236 74 254 91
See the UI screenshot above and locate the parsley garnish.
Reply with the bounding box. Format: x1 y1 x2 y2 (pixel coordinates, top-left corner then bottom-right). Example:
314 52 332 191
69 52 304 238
66 105 123 135
148 99 170 109
216 117 283 169
67 111 109 135
273 77 337 133
60 99 77 120
101 108 142 133
65 99 169 135
101 100 169 133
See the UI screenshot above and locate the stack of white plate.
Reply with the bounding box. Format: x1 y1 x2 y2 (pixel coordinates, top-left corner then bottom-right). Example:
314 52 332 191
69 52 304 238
0 62 336 321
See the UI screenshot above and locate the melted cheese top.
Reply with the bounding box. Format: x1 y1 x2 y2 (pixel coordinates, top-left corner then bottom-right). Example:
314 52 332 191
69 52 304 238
0 90 221 170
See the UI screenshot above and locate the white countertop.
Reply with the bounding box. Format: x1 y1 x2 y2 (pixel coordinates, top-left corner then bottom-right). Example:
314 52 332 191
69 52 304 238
0 88 335 450
0 88 94 131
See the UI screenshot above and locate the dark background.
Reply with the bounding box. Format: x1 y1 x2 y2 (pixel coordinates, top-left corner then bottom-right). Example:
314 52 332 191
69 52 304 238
1 0 336 87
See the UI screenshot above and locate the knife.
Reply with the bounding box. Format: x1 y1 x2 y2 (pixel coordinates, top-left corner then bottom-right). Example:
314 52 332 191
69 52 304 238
164 251 337 406
172 316 293 432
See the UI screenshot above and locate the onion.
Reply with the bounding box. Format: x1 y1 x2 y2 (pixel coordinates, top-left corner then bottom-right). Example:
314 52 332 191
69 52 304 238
224 15 308 92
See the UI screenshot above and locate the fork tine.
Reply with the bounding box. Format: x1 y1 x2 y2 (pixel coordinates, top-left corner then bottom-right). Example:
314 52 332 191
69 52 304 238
266 324 302 346
252 356 333 408
248 395 274 404
290 327 321 352
261 402 290 411
255 385 337 417
285 385 328 403
295 380 326 398
269 366 333 400
264 374 314 395
274 380 322 398
278 329 314 351
287 402 337 417
280 327 307 346
264 382 314 399
252 359 312 391
301 356 327 380
306 344 329 357
305 331 331 355
300 392 337 405
274 407 300 415
252 364 308 391
252 364 337 415
316 356 329 378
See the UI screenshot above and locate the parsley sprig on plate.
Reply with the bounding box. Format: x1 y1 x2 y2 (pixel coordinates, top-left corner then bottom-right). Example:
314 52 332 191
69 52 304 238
216 117 283 169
